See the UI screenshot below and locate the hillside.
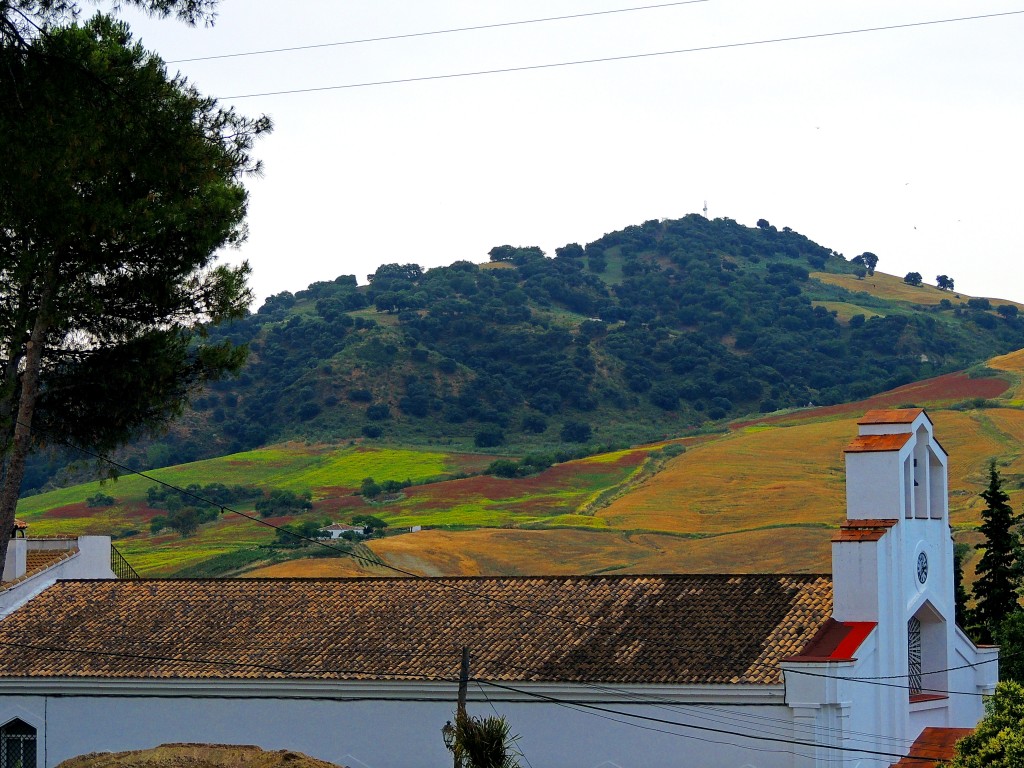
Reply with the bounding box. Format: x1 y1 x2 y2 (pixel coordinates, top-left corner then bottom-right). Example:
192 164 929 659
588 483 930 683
15 350 1023 582
22 215 1024 495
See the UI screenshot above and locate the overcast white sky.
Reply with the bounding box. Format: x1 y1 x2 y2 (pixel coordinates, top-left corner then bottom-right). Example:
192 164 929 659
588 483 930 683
119 0 1024 307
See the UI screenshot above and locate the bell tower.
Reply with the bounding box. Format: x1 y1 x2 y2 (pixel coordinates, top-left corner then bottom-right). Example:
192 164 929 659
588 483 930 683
833 408 955 698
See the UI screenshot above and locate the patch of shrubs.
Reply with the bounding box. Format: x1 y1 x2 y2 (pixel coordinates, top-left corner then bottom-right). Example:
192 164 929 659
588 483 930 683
474 427 505 448
359 477 411 499
255 489 313 518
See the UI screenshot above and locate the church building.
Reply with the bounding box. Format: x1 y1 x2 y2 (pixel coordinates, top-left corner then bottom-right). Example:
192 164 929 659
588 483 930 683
0 409 998 767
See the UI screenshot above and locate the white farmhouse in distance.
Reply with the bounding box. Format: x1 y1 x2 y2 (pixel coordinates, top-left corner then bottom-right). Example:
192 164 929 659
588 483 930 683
0 409 998 768
318 523 367 540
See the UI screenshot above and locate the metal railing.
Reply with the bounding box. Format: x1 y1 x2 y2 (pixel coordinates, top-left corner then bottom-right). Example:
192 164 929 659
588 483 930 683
110 544 140 580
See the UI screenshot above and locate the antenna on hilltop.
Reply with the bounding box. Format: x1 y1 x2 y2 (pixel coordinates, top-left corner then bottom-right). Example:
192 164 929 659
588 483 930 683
703 200 708 218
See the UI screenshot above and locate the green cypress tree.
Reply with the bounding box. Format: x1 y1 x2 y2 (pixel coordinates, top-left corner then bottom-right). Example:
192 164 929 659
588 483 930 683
971 461 1022 643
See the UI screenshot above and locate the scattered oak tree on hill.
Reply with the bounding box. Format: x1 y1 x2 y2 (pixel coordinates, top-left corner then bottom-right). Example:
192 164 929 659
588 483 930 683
851 251 879 275
904 272 924 287
937 274 955 291
0 12 268 566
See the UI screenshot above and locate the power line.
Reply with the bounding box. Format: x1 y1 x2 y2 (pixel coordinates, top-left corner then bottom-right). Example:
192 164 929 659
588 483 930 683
478 679 921 761
0 637 952 762
220 10 1024 100
167 0 711 64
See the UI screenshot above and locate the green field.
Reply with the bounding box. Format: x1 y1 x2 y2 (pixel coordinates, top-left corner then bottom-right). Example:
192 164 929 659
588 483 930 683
15 443 492 575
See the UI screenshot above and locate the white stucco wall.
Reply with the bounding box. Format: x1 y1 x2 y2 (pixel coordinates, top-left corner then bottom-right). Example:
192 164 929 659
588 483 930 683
845 451 904 520
0 683 816 768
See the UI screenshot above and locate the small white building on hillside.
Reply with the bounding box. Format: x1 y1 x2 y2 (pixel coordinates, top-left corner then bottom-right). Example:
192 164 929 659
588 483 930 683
318 523 366 540
0 410 998 768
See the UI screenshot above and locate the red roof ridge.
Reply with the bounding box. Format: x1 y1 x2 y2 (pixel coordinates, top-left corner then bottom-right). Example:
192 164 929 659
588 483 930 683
845 433 912 453
833 519 898 542
858 408 927 425
784 619 876 663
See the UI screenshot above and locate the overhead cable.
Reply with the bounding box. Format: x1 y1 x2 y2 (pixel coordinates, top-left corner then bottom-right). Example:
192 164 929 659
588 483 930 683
220 10 1024 99
167 0 711 63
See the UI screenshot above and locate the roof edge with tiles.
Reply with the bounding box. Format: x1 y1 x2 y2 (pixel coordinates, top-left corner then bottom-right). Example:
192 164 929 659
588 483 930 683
783 619 876 663
832 519 899 543
0 573 834 686
845 434 912 453
857 408 928 425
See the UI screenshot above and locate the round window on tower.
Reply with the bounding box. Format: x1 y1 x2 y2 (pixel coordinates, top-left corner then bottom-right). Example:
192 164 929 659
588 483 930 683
917 551 929 585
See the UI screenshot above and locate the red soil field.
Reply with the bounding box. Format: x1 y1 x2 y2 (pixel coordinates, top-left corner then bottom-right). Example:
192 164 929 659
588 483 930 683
738 372 1008 428
399 450 648 510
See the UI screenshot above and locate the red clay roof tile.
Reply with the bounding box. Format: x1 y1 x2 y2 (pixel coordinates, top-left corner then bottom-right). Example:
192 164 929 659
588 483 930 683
0 575 833 686
845 434 912 453
890 727 972 767
832 519 898 542
858 408 926 425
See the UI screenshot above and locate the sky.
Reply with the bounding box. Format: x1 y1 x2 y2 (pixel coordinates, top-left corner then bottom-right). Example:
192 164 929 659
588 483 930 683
117 0 1024 308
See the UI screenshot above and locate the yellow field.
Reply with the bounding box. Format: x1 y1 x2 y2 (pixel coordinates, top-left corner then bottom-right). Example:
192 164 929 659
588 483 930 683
811 301 884 323
597 420 854 534
988 349 1024 403
812 271 1024 309
812 272 957 305
990 348 1024 372
244 526 834 578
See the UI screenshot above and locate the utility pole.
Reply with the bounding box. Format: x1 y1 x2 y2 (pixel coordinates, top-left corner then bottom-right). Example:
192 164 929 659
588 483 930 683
458 645 470 716
446 646 469 768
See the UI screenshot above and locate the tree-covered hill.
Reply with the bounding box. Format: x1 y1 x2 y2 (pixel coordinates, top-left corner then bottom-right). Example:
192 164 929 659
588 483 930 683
24 215 1024 491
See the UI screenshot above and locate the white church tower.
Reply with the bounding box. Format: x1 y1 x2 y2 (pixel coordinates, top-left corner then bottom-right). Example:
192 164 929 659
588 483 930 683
782 409 997 767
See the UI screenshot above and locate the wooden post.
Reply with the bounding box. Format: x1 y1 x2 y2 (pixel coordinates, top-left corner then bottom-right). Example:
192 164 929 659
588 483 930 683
453 646 470 768
457 645 470 716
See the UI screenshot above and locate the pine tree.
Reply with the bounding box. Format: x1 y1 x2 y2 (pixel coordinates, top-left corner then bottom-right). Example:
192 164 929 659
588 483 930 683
970 461 1022 643
0 14 268 567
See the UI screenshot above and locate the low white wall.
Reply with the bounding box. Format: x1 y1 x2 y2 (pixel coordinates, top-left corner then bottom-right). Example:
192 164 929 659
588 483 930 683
0 537 115 616
1 539 27 582
0 693 804 768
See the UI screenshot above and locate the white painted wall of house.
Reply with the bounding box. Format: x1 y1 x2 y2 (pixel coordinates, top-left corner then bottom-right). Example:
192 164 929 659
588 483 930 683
0 687 809 768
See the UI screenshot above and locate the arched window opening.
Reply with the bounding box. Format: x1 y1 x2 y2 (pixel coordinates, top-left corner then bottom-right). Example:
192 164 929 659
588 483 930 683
908 602 948 701
908 616 922 695
0 718 36 768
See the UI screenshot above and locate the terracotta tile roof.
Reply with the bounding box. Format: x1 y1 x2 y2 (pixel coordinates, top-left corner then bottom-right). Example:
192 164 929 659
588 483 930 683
845 434 912 453
0 575 832 685
890 727 972 767
25 550 75 573
858 408 926 425
832 519 898 542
